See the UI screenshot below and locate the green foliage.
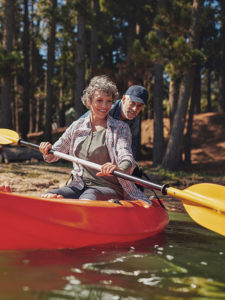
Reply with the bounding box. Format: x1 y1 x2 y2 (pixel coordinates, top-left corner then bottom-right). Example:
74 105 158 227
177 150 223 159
147 31 160 45
132 39 151 63
0 48 22 75
0 0 224 138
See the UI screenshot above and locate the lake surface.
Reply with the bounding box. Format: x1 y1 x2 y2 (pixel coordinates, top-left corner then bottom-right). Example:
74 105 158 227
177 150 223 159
0 211 224 300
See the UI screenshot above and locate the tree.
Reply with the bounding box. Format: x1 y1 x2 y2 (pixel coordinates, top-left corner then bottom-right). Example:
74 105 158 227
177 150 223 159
218 0 225 112
200 2 220 112
74 0 86 118
0 0 223 147
44 0 57 141
153 63 164 165
0 0 15 129
162 0 204 170
152 0 165 166
30 0 45 133
21 0 30 139
90 0 99 77
168 77 180 128
185 60 202 165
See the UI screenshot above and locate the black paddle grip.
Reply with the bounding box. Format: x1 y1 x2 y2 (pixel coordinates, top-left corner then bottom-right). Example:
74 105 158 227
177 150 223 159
18 139 40 151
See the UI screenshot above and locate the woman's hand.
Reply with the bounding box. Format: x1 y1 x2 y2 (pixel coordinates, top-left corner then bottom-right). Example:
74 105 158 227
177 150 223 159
96 162 117 177
39 142 54 160
0 185 12 193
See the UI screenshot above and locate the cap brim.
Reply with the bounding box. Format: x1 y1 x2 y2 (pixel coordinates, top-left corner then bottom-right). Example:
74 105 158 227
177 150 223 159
128 94 146 105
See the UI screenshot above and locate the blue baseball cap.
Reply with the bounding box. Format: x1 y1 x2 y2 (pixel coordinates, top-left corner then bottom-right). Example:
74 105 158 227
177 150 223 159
125 85 149 105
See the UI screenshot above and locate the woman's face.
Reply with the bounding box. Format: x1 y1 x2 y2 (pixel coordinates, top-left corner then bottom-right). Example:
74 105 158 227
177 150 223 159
89 90 113 121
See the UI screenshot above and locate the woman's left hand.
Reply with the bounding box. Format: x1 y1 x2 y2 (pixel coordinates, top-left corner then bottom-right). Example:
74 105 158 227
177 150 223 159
96 162 117 177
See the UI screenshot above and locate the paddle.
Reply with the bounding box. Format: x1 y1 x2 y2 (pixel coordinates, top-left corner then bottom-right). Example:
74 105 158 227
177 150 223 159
0 128 225 236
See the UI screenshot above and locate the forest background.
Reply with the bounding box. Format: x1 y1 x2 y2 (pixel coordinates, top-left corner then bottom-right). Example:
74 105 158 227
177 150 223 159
0 0 225 171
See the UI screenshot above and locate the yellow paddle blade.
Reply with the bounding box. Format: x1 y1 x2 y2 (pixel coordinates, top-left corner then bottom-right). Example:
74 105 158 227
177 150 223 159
167 183 225 236
167 183 225 212
184 202 225 236
0 129 19 144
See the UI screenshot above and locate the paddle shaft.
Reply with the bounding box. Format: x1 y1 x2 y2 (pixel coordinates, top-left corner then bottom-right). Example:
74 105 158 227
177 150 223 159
18 139 167 193
18 139 225 212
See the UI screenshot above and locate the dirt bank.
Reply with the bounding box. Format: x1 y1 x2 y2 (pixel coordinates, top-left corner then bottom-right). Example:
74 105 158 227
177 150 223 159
141 112 225 173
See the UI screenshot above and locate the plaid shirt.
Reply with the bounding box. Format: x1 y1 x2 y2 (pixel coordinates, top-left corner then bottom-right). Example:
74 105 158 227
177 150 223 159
47 115 150 202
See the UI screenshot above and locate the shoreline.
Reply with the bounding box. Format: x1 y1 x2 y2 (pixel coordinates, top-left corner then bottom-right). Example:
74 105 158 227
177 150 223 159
3 161 225 214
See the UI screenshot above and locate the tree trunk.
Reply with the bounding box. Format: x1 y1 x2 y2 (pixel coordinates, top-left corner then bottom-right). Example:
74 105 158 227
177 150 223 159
184 63 201 165
90 0 99 77
153 63 164 165
126 15 136 66
30 0 43 133
162 71 192 169
162 0 204 170
169 78 180 130
192 64 201 114
219 0 225 112
59 87 66 127
29 0 35 133
206 68 212 112
21 0 30 139
0 0 14 129
35 91 41 132
44 0 57 141
184 88 195 166
13 76 20 132
74 0 86 118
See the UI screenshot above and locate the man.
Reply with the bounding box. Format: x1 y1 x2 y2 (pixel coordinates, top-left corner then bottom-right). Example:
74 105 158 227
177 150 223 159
110 85 148 158
81 85 149 158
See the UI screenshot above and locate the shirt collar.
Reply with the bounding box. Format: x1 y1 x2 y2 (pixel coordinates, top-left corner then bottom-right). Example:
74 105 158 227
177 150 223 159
110 100 122 119
81 114 117 129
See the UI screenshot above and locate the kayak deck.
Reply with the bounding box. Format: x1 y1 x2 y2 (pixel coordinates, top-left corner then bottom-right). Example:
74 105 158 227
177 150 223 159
0 191 169 250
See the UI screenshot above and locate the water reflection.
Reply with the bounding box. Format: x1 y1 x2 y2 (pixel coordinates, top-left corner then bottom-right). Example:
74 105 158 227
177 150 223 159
0 212 225 300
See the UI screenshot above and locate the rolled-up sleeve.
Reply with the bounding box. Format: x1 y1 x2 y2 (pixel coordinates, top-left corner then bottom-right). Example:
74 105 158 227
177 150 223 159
115 123 135 173
44 124 74 163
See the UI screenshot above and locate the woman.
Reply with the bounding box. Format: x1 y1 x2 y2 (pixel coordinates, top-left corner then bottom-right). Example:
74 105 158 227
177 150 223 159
40 75 149 202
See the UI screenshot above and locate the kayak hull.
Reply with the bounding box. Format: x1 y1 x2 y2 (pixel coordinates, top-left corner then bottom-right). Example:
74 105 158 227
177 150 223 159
0 191 169 250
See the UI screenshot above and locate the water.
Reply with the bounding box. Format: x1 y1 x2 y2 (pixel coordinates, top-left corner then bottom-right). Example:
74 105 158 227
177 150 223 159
0 212 225 300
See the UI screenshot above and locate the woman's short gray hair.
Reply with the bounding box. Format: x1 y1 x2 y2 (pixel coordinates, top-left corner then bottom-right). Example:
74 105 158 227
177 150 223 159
81 75 119 108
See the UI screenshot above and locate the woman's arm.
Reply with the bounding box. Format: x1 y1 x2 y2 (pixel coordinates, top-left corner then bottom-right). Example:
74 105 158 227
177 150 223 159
40 122 76 163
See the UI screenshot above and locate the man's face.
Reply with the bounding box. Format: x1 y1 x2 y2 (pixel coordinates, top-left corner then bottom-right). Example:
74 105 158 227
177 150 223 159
121 95 144 120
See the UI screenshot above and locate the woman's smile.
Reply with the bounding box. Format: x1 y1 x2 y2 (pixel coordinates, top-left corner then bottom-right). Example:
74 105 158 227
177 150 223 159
90 91 113 122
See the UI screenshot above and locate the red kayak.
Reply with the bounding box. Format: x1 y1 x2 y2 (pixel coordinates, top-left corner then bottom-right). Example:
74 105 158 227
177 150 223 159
0 191 169 250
